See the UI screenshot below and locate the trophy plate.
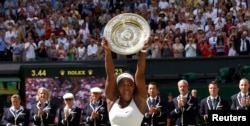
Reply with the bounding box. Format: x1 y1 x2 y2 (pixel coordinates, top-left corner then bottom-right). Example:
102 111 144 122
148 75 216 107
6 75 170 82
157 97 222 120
104 13 150 55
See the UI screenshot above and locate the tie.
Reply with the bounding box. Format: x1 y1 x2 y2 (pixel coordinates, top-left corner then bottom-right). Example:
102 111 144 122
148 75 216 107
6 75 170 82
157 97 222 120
244 95 247 106
243 40 246 51
93 102 98 110
151 99 156 106
212 98 216 110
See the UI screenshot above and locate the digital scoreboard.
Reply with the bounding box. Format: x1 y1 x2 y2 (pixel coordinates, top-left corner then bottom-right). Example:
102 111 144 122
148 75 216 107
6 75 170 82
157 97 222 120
19 65 126 110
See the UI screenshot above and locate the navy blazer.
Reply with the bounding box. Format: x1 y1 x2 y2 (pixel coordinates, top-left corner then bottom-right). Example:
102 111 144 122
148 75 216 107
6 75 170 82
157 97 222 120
200 96 229 121
231 92 250 110
141 96 170 126
82 100 109 126
234 38 250 55
1 106 30 126
30 101 57 126
170 94 199 126
58 106 82 126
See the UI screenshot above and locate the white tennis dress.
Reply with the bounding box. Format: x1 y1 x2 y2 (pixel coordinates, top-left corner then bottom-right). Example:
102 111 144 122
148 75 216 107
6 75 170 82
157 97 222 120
109 98 144 126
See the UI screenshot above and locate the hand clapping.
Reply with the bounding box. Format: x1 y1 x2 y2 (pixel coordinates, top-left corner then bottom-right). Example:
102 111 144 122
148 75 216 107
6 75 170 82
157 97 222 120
91 111 99 119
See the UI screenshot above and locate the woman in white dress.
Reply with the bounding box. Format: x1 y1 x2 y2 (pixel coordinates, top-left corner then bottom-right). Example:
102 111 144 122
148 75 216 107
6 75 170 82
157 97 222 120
101 37 148 126
76 42 87 61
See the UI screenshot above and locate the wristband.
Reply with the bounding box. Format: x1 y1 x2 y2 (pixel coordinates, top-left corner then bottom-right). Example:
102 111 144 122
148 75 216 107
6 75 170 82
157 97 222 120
140 49 147 53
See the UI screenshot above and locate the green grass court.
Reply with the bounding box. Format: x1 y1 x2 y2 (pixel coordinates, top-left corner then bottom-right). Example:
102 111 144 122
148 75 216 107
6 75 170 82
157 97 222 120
0 82 19 94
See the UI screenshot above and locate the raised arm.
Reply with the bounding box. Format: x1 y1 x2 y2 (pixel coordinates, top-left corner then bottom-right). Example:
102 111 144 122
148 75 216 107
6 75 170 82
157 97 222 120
134 39 149 113
102 38 119 111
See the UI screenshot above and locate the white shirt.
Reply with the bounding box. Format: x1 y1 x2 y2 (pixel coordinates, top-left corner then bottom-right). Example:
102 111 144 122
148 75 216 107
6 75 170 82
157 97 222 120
175 22 186 33
24 42 37 59
208 0 218 7
77 46 87 59
180 93 188 98
204 10 217 20
228 47 237 56
240 39 247 52
240 92 249 97
78 28 90 42
210 95 218 100
57 37 67 45
4 30 17 42
208 36 217 49
149 96 157 102
87 44 98 56
158 0 169 10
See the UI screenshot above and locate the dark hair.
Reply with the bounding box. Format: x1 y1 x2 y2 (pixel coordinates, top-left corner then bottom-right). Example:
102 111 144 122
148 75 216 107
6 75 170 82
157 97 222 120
209 80 220 88
148 81 159 89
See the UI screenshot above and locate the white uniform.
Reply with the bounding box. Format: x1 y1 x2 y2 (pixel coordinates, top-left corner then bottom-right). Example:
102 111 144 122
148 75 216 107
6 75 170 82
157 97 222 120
109 98 143 126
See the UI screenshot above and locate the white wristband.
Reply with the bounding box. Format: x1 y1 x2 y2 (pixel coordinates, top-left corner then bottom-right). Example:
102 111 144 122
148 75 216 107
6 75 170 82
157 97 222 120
141 49 147 53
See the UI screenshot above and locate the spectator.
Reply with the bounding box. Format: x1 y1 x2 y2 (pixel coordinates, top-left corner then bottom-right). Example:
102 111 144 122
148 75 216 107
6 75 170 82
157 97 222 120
17 1 27 19
66 43 76 61
170 80 199 126
172 37 184 58
49 43 58 61
57 32 68 49
65 24 77 37
2 41 13 61
87 39 98 60
199 39 211 57
235 30 250 55
4 25 17 43
36 42 49 61
158 0 169 10
1 94 30 126
57 43 67 61
24 37 37 61
200 81 229 125
184 38 197 57
30 87 57 126
11 36 23 61
151 36 162 59
5 5 16 21
0 30 6 60
4 15 15 28
0 3 4 16
35 23 46 37
78 23 90 43
215 33 226 56
208 31 217 55
141 82 170 126
58 93 81 126
82 87 109 126
162 38 172 58
25 19 36 41
231 78 250 110
76 41 87 61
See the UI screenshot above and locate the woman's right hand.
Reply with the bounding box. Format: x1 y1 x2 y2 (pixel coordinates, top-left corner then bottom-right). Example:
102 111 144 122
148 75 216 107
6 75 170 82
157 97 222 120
38 108 43 116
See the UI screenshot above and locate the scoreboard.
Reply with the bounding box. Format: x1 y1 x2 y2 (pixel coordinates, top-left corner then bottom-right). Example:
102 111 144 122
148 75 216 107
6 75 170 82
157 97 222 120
20 65 125 77
19 65 126 110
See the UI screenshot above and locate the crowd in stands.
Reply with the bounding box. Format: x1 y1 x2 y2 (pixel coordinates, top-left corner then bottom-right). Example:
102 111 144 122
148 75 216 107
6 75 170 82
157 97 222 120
0 0 250 62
